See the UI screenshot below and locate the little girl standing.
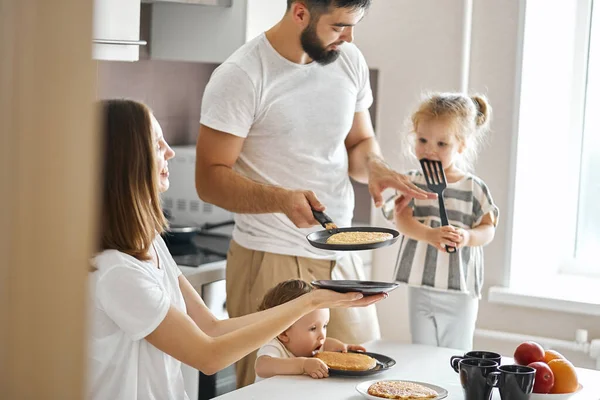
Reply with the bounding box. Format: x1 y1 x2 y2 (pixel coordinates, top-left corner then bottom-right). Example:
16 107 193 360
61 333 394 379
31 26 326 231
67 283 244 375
392 92 499 350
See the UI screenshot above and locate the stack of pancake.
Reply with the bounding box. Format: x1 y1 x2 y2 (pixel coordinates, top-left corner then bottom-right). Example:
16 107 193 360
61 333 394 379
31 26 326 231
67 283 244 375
367 381 438 399
314 351 377 371
325 231 393 245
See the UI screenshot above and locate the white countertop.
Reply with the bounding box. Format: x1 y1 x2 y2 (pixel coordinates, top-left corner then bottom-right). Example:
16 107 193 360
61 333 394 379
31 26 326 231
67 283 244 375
179 260 227 285
214 340 600 399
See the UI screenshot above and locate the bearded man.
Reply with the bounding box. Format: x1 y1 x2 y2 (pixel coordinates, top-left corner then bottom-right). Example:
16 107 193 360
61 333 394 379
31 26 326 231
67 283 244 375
195 0 433 387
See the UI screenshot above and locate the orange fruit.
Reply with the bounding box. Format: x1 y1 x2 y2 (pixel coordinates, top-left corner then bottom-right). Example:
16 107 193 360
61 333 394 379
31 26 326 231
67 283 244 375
544 349 566 363
548 359 579 394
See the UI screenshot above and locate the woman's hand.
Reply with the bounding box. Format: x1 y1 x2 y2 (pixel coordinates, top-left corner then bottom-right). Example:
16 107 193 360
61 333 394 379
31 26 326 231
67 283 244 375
426 225 461 252
302 358 329 379
309 289 386 310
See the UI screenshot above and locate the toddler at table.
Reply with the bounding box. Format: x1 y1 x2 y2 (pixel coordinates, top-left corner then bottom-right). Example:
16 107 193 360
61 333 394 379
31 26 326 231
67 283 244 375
254 280 367 381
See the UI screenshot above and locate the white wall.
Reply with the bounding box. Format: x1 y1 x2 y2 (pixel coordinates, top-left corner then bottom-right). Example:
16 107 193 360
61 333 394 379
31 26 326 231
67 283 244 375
246 0 287 42
355 0 599 368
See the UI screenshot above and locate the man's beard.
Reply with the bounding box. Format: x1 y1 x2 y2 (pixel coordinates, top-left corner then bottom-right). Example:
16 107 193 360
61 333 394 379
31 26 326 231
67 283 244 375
300 22 341 65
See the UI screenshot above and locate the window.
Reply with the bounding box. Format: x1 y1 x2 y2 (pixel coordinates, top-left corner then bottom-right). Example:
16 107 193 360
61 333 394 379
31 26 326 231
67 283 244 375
572 0 600 275
510 0 599 290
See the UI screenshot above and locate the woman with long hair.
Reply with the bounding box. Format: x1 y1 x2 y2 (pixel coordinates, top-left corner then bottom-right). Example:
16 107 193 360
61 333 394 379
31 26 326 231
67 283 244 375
88 99 384 399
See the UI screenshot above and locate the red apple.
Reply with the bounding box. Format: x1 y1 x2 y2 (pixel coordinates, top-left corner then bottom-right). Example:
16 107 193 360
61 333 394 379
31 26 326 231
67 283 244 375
514 341 545 365
528 361 555 393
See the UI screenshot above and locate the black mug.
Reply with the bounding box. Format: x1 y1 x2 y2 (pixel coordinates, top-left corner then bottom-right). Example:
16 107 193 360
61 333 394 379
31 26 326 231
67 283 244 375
456 358 499 400
487 365 535 400
451 350 503 372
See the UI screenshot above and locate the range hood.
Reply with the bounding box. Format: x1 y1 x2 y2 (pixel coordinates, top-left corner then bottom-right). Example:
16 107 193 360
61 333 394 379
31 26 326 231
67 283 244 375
142 0 232 6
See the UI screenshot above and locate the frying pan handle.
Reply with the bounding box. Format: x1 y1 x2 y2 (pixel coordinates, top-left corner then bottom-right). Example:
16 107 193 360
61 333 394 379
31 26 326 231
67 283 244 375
311 210 337 233
202 220 235 230
312 209 333 227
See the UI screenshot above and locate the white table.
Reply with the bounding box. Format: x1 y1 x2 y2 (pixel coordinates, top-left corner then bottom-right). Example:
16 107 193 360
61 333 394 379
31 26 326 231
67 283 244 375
214 340 600 399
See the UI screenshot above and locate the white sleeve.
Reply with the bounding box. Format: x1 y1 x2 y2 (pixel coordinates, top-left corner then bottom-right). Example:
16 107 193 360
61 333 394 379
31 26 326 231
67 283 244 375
200 63 256 138
355 49 373 112
473 179 499 227
256 342 288 359
96 265 170 341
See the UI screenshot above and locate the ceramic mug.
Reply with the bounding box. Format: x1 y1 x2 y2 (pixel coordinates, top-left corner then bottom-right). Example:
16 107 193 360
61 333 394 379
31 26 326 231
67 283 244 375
451 350 503 372
456 358 499 400
487 364 535 400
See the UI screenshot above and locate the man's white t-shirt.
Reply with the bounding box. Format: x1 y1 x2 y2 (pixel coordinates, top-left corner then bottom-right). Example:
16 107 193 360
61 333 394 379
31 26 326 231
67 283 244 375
88 235 189 400
254 338 296 383
201 33 373 259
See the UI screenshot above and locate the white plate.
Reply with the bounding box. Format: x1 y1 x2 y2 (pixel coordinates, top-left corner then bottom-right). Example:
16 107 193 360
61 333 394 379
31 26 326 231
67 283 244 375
529 384 584 400
356 379 449 400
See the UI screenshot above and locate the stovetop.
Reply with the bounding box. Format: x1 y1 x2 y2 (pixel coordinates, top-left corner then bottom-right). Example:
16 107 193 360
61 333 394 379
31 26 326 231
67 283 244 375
165 233 231 267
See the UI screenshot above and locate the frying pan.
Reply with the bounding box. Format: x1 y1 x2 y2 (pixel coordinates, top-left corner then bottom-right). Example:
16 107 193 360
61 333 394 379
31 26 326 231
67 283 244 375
162 209 234 243
164 220 235 243
306 210 400 251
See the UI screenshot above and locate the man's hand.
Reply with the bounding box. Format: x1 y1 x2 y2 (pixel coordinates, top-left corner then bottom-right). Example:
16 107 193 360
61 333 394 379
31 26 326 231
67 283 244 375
367 158 436 209
279 190 325 228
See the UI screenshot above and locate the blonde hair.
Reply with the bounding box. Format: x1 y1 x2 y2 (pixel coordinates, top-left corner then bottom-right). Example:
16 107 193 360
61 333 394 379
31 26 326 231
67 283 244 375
404 92 492 171
98 99 168 261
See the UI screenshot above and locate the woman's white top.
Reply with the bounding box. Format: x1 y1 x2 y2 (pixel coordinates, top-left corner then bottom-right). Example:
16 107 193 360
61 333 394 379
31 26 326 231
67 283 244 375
88 235 189 400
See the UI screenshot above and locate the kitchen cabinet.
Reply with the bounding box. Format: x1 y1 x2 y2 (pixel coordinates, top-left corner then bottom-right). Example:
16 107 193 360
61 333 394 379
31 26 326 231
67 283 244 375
149 0 286 63
93 0 145 61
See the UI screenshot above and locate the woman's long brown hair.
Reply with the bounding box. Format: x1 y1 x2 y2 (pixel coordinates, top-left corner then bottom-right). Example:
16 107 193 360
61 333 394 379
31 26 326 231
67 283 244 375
99 99 167 261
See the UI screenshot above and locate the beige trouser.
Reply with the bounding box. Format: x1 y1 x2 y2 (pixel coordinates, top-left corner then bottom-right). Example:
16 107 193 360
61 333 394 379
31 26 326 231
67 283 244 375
225 240 381 388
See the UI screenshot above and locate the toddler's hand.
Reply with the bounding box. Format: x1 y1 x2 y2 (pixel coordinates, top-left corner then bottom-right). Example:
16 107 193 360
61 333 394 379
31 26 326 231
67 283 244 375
325 340 346 353
393 195 413 219
345 344 367 353
454 228 471 248
427 225 461 252
303 358 329 379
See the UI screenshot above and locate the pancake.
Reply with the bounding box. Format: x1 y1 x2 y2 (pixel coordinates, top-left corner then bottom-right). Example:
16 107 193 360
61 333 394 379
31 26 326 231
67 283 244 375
367 381 438 399
325 231 393 245
314 351 377 371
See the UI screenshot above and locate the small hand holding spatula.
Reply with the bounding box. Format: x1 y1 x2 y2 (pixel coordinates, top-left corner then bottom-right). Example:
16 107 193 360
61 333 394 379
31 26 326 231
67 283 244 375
419 159 457 254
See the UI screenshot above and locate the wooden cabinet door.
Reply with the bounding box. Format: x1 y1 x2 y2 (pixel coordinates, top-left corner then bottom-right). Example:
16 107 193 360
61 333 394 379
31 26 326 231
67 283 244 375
0 0 97 398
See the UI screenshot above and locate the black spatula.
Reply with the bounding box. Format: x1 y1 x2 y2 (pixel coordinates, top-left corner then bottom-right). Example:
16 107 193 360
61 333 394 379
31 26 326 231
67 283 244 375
419 158 456 253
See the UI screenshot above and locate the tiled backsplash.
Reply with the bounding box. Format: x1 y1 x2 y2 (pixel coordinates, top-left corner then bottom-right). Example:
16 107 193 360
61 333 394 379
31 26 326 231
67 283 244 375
97 60 218 145
96 60 377 224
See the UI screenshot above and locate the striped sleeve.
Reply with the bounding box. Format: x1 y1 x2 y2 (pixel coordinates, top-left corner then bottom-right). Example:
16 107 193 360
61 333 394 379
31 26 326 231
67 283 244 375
472 177 499 227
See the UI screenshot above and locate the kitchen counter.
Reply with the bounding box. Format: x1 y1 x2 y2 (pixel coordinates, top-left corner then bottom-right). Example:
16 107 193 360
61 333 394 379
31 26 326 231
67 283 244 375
214 340 600 399
179 260 226 283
